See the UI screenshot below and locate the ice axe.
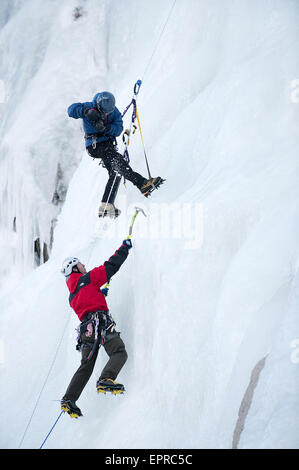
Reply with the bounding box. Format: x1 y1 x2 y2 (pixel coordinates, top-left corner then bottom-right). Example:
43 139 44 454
101 207 146 297
126 206 147 240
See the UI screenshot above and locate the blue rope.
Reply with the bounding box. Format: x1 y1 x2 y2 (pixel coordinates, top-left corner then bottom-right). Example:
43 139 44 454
39 411 64 449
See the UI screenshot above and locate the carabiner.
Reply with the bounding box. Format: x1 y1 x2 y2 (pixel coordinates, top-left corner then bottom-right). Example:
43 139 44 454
134 79 142 96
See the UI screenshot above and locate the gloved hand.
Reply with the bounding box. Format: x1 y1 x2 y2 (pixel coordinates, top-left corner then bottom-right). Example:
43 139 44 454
122 238 133 250
93 120 106 133
84 108 107 133
83 107 101 121
101 286 109 297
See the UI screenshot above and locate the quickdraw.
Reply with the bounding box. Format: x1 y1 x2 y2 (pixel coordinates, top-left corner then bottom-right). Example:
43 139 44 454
121 79 142 165
121 79 152 183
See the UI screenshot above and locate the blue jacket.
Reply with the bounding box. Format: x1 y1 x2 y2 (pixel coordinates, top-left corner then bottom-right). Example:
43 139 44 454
68 93 123 148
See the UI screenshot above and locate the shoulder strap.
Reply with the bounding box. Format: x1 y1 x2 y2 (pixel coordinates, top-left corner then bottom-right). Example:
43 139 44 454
69 272 91 304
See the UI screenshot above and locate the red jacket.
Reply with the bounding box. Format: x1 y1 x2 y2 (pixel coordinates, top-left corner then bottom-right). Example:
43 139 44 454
66 244 129 321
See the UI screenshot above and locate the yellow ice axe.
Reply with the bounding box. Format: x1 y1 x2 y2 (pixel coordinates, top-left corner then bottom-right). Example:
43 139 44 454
126 206 147 240
102 207 146 295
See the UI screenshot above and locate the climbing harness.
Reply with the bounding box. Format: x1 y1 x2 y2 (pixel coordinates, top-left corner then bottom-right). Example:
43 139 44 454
75 310 116 360
84 133 99 150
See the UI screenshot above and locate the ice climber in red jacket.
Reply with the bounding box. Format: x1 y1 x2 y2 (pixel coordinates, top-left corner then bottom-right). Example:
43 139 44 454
60 238 132 418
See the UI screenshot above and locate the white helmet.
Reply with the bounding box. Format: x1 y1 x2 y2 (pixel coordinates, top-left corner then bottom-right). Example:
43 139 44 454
61 257 80 277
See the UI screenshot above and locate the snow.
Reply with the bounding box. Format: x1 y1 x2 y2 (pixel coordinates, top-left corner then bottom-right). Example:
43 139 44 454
0 0 299 449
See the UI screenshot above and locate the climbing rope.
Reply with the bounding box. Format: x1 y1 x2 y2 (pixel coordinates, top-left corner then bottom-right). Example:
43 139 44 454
18 314 70 449
39 411 64 449
141 0 177 83
120 0 177 185
135 104 152 180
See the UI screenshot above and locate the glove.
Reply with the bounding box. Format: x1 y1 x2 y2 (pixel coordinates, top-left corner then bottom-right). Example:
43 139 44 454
122 238 133 250
83 107 100 121
84 108 107 133
93 120 106 133
101 286 109 297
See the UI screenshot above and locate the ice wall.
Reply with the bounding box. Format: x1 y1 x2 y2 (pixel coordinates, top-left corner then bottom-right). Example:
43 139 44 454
0 0 299 449
0 0 109 284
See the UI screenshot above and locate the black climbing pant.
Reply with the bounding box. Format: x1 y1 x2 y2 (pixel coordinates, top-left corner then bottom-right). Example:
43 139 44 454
63 312 128 403
87 140 146 203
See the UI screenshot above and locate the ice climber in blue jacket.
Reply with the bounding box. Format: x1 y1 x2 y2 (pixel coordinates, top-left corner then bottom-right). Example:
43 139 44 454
68 91 163 218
